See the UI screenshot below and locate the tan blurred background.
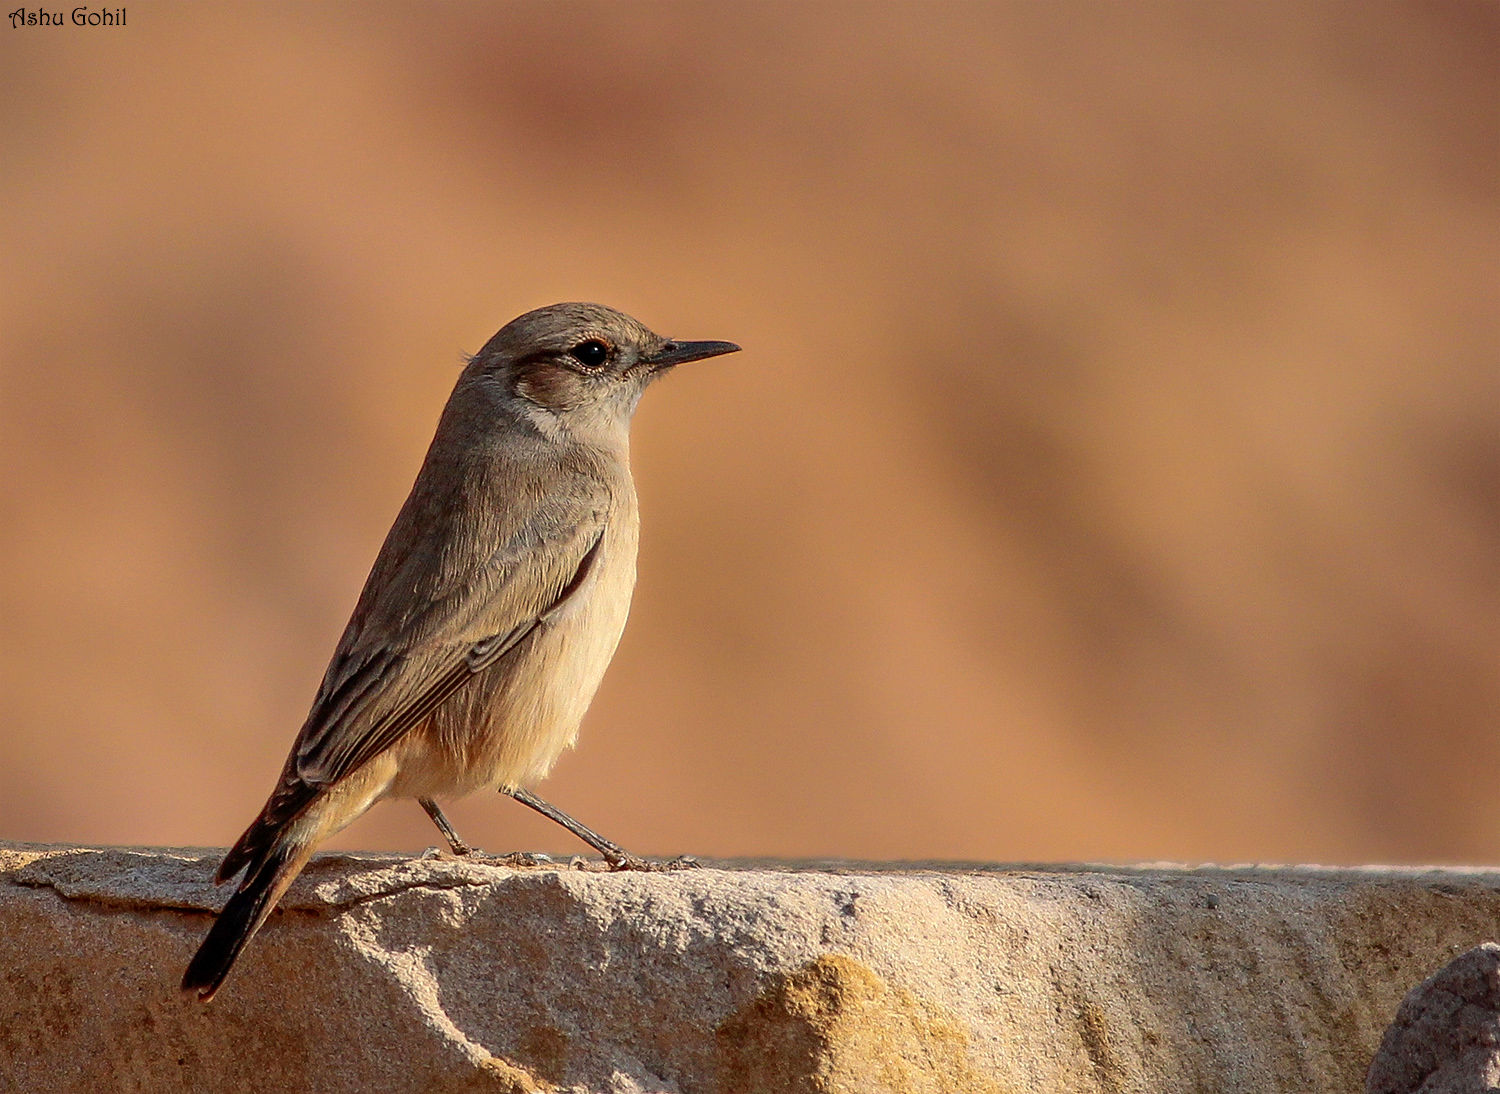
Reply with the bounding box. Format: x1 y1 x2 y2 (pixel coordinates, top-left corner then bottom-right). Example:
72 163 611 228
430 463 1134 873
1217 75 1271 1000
1 2 1495 866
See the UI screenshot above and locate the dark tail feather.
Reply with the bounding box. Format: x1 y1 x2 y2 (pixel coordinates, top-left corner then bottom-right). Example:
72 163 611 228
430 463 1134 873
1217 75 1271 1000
215 814 274 886
182 837 314 1002
216 773 319 885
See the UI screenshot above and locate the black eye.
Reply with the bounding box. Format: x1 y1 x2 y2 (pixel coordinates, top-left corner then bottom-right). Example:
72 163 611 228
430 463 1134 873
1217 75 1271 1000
569 340 610 369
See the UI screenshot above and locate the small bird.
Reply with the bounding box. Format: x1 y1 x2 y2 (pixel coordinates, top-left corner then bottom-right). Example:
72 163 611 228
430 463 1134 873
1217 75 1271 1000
182 302 740 1001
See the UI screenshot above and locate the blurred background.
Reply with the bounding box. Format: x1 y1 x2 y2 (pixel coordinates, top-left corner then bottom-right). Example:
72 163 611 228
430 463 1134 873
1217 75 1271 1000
1 2 1495 866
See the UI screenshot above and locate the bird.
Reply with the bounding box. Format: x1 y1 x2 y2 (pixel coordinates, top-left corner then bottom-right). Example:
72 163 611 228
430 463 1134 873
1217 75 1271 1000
181 302 740 1001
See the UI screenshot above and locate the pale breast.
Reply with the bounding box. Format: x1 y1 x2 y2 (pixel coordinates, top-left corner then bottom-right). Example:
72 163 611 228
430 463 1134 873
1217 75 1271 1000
500 509 640 782
391 497 640 799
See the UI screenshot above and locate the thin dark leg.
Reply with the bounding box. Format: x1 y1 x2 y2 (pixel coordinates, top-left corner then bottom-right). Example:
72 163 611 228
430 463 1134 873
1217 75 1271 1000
419 797 472 856
501 786 632 865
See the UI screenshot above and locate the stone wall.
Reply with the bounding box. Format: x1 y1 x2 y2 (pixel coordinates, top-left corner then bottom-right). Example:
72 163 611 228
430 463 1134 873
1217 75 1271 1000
1 844 1494 1092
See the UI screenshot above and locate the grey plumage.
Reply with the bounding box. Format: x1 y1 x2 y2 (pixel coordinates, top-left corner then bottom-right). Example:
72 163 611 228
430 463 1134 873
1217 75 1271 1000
183 302 739 1000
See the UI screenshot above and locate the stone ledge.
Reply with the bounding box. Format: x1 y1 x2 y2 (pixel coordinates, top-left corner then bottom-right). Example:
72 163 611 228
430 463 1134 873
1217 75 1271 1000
1 842 1496 1093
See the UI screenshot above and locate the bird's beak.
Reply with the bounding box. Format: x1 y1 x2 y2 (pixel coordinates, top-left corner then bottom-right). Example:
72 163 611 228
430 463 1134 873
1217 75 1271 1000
644 339 742 372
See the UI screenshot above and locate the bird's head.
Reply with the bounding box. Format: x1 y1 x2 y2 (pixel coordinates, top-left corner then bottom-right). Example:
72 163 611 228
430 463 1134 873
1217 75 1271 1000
466 302 740 440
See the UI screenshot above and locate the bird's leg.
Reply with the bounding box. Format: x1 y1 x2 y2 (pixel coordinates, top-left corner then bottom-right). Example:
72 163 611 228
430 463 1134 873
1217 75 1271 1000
500 786 697 871
419 797 473 856
420 796 552 867
501 786 629 864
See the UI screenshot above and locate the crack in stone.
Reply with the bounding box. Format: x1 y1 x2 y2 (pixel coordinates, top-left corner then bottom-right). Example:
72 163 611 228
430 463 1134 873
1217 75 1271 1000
9 856 564 917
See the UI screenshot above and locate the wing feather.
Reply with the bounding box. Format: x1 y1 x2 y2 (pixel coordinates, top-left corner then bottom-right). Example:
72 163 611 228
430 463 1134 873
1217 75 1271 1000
290 439 615 788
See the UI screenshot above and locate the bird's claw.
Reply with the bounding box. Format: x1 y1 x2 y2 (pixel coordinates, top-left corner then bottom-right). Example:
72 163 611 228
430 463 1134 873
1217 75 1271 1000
431 848 556 868
603 853 700 872
422 844 475 861
489 851 555 868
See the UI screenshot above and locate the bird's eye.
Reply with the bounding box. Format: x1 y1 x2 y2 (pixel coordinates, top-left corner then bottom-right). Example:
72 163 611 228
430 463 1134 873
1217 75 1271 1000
568 340 610 370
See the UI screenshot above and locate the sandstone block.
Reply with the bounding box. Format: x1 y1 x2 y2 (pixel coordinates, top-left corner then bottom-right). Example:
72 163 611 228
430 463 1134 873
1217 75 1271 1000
1 844 1497 1092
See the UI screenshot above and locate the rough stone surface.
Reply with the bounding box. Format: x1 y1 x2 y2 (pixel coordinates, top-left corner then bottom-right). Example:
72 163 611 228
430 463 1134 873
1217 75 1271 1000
1366 942 1500 1094
1 843 1498 1093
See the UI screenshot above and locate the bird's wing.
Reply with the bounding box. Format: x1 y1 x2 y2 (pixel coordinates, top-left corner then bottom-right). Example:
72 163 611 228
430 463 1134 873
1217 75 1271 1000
291 458 613 789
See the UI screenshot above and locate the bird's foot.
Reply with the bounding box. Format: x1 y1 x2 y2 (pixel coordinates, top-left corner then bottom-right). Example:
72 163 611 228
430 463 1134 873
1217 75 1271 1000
602 852 701 872
482 850 556 868
421 843 476 861
423 846 558 868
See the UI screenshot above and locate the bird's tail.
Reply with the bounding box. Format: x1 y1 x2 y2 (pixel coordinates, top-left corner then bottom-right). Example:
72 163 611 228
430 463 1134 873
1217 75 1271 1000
180 833 316 1002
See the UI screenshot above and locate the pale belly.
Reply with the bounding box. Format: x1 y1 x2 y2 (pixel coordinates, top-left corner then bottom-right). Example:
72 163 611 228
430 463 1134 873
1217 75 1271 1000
385 516 639 801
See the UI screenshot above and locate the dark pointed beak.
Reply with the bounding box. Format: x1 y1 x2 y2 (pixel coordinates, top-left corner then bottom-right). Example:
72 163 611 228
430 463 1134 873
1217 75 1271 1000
645 339 742 371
